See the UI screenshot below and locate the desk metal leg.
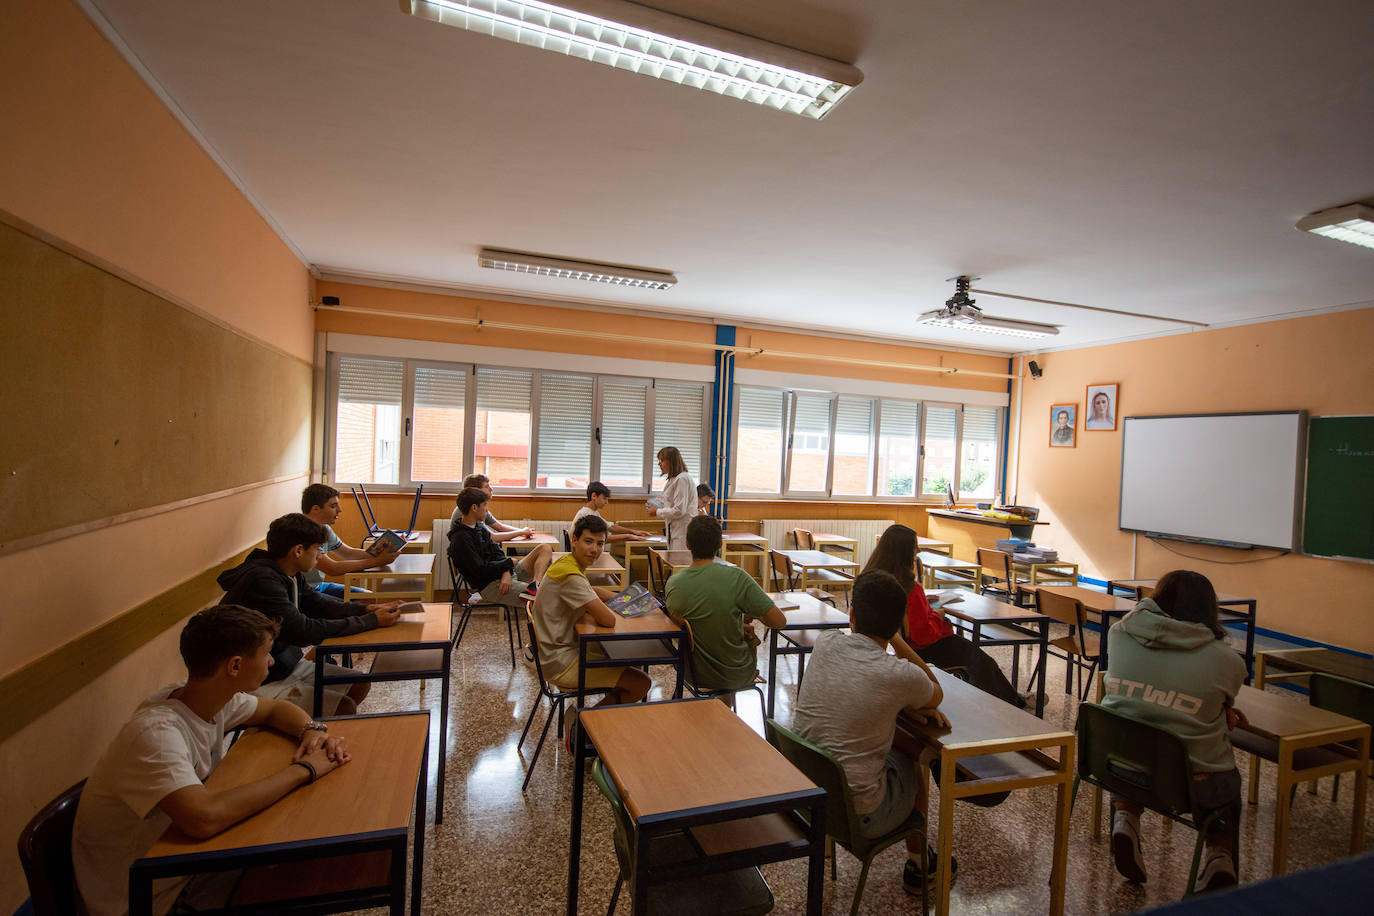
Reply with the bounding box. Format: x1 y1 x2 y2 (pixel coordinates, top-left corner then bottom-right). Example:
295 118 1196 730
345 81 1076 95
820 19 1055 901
436 646 450 825
1034 620 1049 717
631 825 651 915
805 799 826 915
313 657 326 718
411 722 429 915
567 725 587 916
767 630 780 719
935 755 957 916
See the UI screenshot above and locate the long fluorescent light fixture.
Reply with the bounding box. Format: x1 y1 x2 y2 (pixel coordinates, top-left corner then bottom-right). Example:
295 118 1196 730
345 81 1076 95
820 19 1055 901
478 248 677 289
399 0 862 119
1296 203 1374 250
917 312 1061 340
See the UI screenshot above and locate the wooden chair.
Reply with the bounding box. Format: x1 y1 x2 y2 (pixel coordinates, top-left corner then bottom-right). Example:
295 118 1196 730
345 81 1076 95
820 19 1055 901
1074 703 1239 896
677 617 766 715
790 528 816 550
647 550 669 603
518 611 614 792
18 780 87 916
767 551 837 608
765 719 927 916
1034 589 1101 700
976 548 1014 599
590 759 775 915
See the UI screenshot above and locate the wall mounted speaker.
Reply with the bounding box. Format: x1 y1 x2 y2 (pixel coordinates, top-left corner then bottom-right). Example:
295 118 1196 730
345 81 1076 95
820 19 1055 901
1028 360 1043 378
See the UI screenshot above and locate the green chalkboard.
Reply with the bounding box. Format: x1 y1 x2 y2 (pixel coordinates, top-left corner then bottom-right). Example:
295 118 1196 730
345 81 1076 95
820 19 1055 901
1303 416 1374 560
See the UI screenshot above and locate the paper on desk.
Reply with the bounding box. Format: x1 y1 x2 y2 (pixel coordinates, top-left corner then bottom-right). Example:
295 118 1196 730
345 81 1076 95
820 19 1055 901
930 592 964 609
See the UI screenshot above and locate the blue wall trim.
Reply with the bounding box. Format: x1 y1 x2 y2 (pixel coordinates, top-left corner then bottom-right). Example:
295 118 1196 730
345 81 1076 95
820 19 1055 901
709 326 736 523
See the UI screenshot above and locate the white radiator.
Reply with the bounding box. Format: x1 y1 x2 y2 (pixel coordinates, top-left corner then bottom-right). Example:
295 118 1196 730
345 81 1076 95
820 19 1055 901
758 519 894 568
432 518 570 591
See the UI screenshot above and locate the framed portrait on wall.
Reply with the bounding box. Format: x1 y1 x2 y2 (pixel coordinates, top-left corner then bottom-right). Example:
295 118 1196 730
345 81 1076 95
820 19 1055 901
1085 383 1119 431
1049 404 1076 447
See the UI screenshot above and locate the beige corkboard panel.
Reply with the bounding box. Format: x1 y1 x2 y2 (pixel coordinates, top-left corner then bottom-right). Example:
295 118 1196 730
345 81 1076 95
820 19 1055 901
0 221 311 546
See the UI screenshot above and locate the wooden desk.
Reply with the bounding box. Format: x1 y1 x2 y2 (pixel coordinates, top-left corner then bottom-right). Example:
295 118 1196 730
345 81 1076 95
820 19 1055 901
776 549 858 594
342 552 437 602
574 607 684 706
652 549 736 576
918 536 954 556
937 591 1050 716
898 669 1074 916
720 531 769 585
1011 559 1078 590
926 508 1049 552
568 698 827 915
1256 647 1374 689
765 591 850 719
810 531 857 560
619 535 668 584
1234 684 1369 874
503 531 559 555
917 551 981 591
131 712 429 916
315 602 453 822
552 551 627 588
1109 577 1259 678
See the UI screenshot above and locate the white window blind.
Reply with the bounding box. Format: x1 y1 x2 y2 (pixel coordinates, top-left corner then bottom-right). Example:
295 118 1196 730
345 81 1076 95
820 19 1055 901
414 366 464 409
600 382 647 487
654 382 705 479
833 396 874 496
735 387 786 493
536 373 593 484
960 406 1000 500
963 406 999 443
338 357 402 405
411 366 466 483
476 367 532 412
788 394 832 491
922 405 958 495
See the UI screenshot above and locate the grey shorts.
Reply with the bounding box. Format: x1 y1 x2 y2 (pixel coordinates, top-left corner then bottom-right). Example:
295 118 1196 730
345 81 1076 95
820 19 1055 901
478 566 533 607
858 749 918 838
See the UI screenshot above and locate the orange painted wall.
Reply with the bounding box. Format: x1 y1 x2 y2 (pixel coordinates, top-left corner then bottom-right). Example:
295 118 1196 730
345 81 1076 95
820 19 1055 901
1015 308 1374 653
0 0 313 909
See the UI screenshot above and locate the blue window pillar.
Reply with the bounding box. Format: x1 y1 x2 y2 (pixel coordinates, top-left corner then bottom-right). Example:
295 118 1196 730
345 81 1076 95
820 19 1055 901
708 326 736 521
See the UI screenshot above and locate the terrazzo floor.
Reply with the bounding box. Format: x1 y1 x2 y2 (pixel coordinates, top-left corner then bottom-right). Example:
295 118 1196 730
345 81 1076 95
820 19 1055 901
348 608 1372 915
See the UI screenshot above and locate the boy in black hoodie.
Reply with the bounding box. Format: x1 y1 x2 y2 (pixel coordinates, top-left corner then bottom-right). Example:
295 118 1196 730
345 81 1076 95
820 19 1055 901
217 513 402 714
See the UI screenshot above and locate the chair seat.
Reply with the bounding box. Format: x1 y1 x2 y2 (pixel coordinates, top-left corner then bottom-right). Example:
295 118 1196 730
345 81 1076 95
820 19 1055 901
1050 633 1100 656
1229 729 1354 770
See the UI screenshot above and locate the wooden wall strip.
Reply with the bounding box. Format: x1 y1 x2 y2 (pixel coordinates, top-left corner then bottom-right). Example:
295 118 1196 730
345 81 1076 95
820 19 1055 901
0 546 256 744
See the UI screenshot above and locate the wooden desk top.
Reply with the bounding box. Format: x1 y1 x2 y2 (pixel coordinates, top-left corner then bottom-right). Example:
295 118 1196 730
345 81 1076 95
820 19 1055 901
720 532 768 544
552 552 626 573
917 536 954 549
927 509 1049 528
917 551 978 569
620 536 668 551
771 592 849 629
811 532 857 545
575 606 682 637
936 591 1043 623
1111 578 1254 606
581 698 815 821
363 553 437 576
777 549 858 570
144 713 428 858
902 668 1072 751
504 532 559 548
1237 685 1371 740
1261 648 1374 686
1032 585 1135 615
654 549 734 571
319 602 451 648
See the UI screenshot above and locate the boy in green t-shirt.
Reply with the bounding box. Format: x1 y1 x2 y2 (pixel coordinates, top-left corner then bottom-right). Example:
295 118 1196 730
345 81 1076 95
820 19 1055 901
665 515 787 691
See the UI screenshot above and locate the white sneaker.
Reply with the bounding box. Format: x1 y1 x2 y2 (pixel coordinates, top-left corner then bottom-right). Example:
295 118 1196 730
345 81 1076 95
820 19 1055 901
1111 810 1147 883
1194 846 1236 894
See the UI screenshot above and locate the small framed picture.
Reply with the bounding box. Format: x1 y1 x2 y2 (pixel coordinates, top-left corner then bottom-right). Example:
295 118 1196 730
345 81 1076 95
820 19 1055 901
1049 404 1076 447
1084 383 1119 431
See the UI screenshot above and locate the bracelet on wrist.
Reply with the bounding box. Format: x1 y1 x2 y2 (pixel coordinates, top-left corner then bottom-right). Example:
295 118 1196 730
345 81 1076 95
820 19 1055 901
299 721 328 741
291 760 317 784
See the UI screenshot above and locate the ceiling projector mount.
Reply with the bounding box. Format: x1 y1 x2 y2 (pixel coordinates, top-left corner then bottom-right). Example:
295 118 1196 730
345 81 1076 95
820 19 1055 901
918 275 1211 340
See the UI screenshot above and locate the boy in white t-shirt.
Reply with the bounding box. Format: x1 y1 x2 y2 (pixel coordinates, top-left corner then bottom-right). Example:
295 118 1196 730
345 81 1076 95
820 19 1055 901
71 605 352 916
572 482 653 543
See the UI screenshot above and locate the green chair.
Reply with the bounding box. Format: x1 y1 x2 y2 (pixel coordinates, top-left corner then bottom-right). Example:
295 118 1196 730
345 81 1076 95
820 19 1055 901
1072 703 1238 896
589 759 774 916
764 719 927 916
1304 673 1373 802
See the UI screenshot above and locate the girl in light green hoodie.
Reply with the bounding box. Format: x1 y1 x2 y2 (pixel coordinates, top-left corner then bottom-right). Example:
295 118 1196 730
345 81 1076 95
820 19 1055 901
1099 570 1247 894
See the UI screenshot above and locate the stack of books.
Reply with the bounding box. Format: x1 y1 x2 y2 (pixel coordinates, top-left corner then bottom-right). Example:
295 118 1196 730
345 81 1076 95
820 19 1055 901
1013 546 1059 563
996 537 1031 553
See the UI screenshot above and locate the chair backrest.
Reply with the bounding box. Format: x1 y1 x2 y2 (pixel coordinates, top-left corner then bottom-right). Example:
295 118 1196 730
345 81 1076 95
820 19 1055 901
769 550 797 591
1136 584 1156 600
562 528 572 551
18 780 87 916
791 528 815 550
1310 673 1374 727
590 759 634 873
1035 589 1085 629
522 610 556 694
1076 703 1196 819
764 719 858 847
976 548 1012 581
648 550 668 600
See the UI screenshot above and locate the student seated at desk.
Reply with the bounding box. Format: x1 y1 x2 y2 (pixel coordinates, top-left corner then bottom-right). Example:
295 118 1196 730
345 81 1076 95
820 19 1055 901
665 515 785 690
1101 569 1247 894
448 473 535 544
530 514 651 732
217 513 402 715
793 570 950 895
696 482 715 515
300 482 400 597
573 481 653 543
72 605 351 916
867 524 1028 709
449 486 552 605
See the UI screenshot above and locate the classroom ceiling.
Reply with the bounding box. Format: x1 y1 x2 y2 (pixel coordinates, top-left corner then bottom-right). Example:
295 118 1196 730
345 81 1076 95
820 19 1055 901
82 0 1374 354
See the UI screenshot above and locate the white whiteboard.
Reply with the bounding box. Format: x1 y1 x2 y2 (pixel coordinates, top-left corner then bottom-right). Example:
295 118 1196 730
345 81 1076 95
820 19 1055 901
1118 412 1306 550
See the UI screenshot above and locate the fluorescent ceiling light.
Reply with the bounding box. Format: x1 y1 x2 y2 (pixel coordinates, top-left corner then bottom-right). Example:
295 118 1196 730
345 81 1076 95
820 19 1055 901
399 0 862 119
1296 203 1374 250
478 248 677 289
917 312 1060 340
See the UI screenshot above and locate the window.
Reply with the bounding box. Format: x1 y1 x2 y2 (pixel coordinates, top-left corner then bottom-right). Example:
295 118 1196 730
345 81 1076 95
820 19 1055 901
959 406 1000 500
833 396 875 496
921 405 958 497
877 400 919 497
326 354 707 494
786 394 833 493
734 387 787 493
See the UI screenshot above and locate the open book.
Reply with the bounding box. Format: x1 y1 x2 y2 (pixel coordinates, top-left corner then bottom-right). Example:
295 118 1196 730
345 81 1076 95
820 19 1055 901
605 583 663 618
365 529 406 557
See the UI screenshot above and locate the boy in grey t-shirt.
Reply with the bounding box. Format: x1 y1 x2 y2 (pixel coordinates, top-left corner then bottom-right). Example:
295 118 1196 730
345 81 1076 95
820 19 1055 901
793 570 948 896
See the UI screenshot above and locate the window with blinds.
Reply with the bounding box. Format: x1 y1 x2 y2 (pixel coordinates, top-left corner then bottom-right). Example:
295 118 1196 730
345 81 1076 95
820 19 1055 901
600 381 647 488
652 382 706 491
877 400 919 497
475 367 532 487
334 357 403 484
411 365 466 482
535 373 593 489
787 394 832 492
959 405 1000 499
735 387 786 493
921 405 958 496
833 396 875 496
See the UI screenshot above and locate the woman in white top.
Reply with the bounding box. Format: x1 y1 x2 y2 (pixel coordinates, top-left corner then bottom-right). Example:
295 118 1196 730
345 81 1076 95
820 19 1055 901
648 446 695 550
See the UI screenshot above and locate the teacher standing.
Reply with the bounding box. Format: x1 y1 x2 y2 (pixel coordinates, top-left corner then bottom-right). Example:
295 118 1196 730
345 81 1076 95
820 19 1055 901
649 446 695 550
